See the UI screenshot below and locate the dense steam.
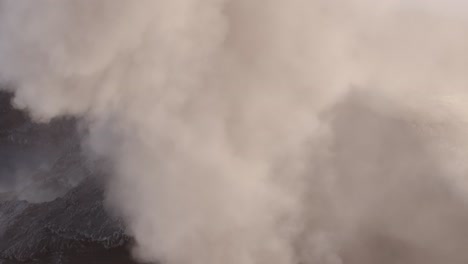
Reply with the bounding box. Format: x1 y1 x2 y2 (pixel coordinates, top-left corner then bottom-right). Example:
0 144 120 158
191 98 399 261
1 1 468 263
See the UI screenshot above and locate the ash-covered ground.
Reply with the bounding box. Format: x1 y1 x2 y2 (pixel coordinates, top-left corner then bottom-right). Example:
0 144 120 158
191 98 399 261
0 92 137 264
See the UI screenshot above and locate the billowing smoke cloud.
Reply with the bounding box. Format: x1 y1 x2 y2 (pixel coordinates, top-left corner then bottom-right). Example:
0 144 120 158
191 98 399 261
1 0 468 263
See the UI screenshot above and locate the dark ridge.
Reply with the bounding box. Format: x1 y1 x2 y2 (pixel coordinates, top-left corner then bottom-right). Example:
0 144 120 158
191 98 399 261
0 178 133 262
0 91 139 263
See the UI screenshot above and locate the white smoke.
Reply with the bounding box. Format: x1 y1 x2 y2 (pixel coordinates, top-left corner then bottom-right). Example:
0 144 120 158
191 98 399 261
1 0 468 263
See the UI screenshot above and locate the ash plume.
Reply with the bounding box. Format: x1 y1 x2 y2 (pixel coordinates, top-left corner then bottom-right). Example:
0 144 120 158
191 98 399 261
1 1 468 263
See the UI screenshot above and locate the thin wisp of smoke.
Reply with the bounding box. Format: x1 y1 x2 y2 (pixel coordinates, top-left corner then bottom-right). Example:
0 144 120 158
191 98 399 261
1 0 468 263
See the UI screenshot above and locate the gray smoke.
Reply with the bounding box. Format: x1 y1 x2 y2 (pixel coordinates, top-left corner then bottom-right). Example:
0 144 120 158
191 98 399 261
1 0 468 263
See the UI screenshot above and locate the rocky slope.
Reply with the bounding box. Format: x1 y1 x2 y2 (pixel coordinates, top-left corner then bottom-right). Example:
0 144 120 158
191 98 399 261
0 179 132 263
0 92 137 263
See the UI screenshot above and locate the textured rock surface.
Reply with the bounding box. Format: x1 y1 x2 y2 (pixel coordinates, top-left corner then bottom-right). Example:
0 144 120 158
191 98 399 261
0 91 86 202
0 92 137 263
0 179 132 263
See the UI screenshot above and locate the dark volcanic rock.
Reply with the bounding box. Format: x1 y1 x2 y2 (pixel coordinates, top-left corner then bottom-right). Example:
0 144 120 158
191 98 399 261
0 91 137 263
0 91 86 201
0 179 131 262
